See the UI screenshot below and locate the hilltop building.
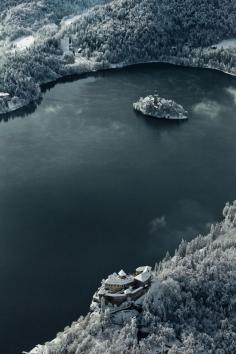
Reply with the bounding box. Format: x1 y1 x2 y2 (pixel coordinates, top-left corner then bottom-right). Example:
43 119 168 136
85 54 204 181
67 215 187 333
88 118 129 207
93 266 152 305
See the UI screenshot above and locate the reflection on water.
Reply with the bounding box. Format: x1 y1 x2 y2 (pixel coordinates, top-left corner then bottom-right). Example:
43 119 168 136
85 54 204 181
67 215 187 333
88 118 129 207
0 64 236 354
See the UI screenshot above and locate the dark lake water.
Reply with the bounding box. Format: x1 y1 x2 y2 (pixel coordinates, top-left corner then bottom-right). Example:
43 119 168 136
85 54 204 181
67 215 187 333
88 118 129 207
1 63 236 353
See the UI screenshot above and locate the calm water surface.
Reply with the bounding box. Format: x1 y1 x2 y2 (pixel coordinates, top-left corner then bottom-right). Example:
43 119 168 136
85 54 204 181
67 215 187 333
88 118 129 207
1 64 236 353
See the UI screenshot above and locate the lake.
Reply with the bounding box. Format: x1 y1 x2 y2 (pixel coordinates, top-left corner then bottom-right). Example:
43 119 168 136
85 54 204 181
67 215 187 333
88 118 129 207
1 63 236 353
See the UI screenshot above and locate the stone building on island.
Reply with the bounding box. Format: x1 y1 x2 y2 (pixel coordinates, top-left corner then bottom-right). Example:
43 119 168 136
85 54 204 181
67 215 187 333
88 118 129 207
93 266 152 305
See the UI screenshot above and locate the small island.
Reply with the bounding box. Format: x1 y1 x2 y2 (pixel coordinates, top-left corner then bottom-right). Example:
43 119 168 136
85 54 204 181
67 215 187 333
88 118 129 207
133 94 188 120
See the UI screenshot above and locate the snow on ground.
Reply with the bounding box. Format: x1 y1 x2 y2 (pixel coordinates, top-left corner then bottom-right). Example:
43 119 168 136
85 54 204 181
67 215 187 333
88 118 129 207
0 92 9 97
61 15 81 27
12 35 35 51
215 38 236 49
67 55 99 72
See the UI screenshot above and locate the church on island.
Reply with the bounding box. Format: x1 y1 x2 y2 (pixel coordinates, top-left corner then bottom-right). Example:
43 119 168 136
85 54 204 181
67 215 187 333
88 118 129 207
93 266 152 305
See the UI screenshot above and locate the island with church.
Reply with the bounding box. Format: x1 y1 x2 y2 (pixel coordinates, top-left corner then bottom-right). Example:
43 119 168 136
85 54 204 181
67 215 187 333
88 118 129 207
133 94 188 120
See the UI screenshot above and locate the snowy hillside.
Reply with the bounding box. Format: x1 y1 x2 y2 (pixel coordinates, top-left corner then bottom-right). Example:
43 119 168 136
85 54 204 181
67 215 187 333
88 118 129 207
0 0 110 41
28 201 236 354
1 0 236 114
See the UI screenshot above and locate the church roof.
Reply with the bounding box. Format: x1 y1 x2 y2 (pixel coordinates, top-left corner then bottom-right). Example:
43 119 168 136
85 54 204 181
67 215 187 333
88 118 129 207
105 273 134 286
136 265 152 273
134 271 151 283
118 269 127 277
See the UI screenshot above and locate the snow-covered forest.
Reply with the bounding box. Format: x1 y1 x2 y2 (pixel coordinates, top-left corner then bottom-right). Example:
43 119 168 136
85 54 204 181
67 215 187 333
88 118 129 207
1 0 236 114
29 201 236 354
0 0 110 113
2 2 236 353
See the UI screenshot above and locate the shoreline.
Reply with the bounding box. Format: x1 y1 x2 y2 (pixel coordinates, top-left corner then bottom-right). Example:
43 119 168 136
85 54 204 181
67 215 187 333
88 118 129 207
1 57 236 117
28 200 236 354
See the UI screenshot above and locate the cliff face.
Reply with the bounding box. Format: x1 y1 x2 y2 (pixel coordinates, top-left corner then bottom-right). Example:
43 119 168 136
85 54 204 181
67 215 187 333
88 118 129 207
29 201 236 354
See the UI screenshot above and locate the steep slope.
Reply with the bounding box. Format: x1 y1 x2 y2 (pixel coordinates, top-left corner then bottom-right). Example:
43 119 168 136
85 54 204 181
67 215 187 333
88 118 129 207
64 0 236 62
29 201 236 354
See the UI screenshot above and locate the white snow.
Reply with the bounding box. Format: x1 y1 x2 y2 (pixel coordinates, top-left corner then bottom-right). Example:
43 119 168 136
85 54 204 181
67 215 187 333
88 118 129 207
215 38 236 49
136 266 152 273
0 92 9 98
61 15 81 27
7 99 25 112
118 269 127 277
12 35 35 51
106 293 127 298
134 271 151 283
105 273 134 286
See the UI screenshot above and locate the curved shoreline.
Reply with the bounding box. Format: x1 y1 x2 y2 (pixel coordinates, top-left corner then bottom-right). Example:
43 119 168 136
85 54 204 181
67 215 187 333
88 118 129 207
1 57 236 117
